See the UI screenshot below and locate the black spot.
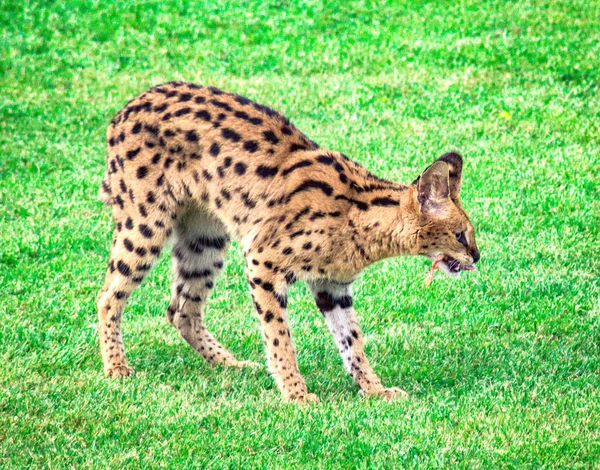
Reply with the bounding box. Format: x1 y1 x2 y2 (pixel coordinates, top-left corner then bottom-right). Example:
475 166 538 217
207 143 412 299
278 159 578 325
117 260 131 276
139 224 153 238
249 117 263 125
156 173 165 186
281 160 313 177
220 189 231 200
223 156 232 168
274 293 287 309
136 263 152 272
138 203 147 217
303 242 312 250
144 124 160 136
146 191 156 203
125 217 134 230
222 128 241 142
208 87 224 95
153 103 168 113
264 311 275 323
316 154 334 165
281 126 293 135
194 96 206 104
234 95 251 105
262 130 279 144
335 195 369 211
185 130 199 142
371 197 399 207
261 282 274 292
233 162 247 175
273 338 279 346
282 247 293 255
289 143 307 152
179 268 212 280
189 235 229 251
123 239 134 252
285 272 296 284
179 93 193 102
136 166 148 179
195 110 211 121
241 192 257 208
256 164 279 178
174 107 191 117
287 180 333 200
126 147 141 160
314 292 353 314
209 142 220 157
131 122 142 134
135 247 147 257
243 140 259 153
234 110 250 120
338 296 353 309
150 246 161 255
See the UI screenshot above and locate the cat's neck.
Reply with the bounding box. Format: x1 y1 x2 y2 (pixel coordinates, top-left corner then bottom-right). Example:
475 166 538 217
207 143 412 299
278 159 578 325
336 185 421 272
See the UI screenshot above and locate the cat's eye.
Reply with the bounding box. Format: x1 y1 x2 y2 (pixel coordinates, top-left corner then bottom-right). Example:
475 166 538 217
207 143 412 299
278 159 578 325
455 231 468 248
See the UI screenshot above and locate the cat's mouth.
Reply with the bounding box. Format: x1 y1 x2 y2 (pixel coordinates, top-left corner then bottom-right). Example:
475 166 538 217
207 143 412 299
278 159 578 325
439 256 476 275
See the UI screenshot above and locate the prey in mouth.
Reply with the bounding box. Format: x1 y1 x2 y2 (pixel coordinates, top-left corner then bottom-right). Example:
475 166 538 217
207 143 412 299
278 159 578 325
425 254 477 286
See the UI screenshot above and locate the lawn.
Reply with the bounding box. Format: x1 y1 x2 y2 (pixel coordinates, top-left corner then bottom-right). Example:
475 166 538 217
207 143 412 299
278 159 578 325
1 0 599 467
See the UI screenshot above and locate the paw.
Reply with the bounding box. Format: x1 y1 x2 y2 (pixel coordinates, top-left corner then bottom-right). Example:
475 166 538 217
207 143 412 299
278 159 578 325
366 387 408 401
284 392 320 404
105 364 133 378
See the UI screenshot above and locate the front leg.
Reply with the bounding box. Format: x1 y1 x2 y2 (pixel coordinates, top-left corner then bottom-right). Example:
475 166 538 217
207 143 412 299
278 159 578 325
247 264 318 403
308 280 407 400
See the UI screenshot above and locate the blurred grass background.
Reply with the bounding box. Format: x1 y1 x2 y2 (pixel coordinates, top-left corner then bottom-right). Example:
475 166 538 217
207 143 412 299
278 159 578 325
1 0 599 467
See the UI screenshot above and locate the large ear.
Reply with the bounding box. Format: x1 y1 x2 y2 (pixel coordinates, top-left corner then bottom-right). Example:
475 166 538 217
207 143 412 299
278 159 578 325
437 152 462 200
416 161 450 206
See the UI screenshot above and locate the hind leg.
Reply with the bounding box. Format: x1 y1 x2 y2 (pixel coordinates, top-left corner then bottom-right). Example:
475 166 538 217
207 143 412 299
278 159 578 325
97 215 171 377
167 209 258 368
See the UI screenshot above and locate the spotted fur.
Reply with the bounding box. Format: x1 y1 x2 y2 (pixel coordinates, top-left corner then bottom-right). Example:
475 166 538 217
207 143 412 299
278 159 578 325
97 81 480 402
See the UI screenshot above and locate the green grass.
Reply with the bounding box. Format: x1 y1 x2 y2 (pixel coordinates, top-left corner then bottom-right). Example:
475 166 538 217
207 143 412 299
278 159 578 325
1 0 599 467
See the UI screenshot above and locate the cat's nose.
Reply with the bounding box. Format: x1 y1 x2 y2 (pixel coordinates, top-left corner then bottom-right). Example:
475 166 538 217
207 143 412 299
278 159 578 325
471 249 480 263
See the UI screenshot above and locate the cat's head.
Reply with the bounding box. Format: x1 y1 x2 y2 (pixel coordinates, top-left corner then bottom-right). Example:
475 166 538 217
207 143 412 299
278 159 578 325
413 152 480 277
